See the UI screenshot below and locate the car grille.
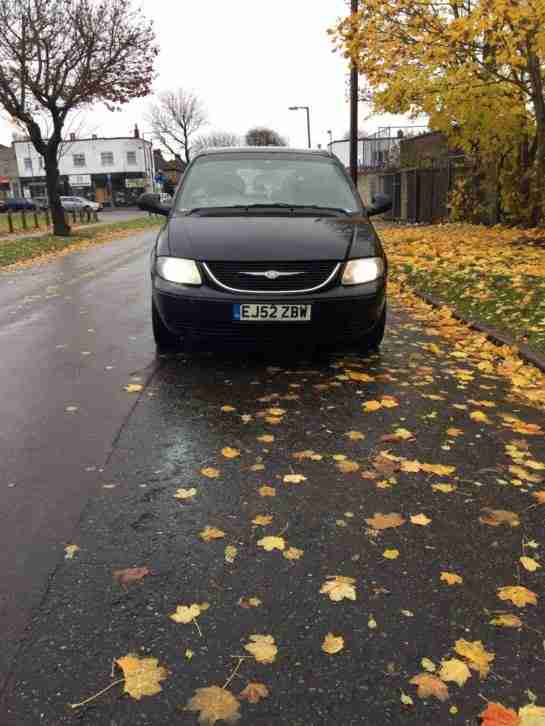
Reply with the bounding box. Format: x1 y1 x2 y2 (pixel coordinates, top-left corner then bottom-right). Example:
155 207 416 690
202 261 339 293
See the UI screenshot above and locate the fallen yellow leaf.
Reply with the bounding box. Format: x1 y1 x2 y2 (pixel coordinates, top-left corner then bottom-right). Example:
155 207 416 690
439 658 471 686
244 634 278 663
257 434 274 443
169 603 203 624
116 654 168 700
257 536 285 551
252 514 273 526
489 613 523 628
283 474 307 484
283 547 304 560
174 487 197 500
410 513 431 526
320 575 357 602
454 639 494 678
64 544 79 559
365 512 406 530
224 545 238 564
362 400 382 412
258 485 276 497
497 585 538 608
220 405 236 412
440 572 463 586
346 430 365 440
421 657 436 672
336 459 360 473
200 526 226 542
409 673 449 701
432 483 456 493
239 682 269 704
123 383 143 393
479 508 520 527
520 556 541 572
221 447 240 459
201 467 220 479
383 549 400 560
186 685 240 725
322 633 344 654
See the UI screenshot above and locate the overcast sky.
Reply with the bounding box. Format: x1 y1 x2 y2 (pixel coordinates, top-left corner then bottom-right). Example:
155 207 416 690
0 0 418 151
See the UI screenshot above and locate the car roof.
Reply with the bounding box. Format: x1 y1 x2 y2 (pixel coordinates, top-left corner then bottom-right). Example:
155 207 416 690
192 146 334 161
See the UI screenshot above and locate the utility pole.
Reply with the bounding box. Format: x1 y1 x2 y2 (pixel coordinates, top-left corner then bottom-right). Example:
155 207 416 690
349 0 359 185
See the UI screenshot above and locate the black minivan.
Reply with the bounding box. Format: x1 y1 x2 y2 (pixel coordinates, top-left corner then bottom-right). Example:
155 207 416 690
139 147 391 351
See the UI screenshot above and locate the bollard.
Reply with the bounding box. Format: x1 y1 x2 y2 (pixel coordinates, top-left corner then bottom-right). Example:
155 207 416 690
33 211 39 229
86 209 91 223
21 210 27 230
7 210 13 233
45 209 50 226
79 208 84 223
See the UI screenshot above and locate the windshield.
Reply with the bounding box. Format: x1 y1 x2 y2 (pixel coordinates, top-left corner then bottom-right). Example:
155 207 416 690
175 154 361 213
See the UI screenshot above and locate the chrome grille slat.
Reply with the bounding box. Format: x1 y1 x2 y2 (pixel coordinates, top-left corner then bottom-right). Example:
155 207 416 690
202 261 340 294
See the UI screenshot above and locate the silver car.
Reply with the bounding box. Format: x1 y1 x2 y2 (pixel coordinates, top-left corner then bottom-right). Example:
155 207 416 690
60 196 101 212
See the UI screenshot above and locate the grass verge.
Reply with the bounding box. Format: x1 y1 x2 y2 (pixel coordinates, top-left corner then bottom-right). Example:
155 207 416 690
382 223 545 355
0 216 161 269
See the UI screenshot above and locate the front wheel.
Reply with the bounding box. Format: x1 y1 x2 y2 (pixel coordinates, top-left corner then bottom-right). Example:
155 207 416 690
359 305 386 353
152 299 182 351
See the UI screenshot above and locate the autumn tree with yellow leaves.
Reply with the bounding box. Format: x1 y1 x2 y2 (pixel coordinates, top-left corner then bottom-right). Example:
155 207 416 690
331 0 545 224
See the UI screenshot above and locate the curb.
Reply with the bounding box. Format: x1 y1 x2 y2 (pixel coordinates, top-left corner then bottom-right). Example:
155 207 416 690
412 289 545 375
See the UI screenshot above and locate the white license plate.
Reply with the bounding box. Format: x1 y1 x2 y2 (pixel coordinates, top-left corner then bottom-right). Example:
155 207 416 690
234 303 312 321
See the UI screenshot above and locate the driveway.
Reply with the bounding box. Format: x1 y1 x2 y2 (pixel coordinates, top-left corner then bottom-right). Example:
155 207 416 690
1 230 544 724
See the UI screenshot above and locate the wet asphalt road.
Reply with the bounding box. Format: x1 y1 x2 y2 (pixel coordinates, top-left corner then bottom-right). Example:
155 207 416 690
2 231 545 725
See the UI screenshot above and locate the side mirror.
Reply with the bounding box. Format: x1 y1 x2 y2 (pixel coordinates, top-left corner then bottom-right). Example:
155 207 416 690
137 192 171 217
367 193 392 217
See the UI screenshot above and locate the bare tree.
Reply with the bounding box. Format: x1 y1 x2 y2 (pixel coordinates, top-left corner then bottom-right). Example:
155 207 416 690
192 131 241 155
0 0 157 236
245 127 287 147
149 89 207 164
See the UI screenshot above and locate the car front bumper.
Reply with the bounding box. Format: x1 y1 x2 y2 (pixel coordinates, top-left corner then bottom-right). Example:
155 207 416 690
153 275 386 348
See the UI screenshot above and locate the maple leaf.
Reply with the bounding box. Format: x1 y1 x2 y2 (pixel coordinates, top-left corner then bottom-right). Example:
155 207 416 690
454 639 494 678
123 383 143 393
320 575 357 602
116 654 168 700
258 485 276 497
411 513 431 526
383 549 400 559
201 467 220 479
170 603 206 624
200 526 226 542
479 702 521 726
441 572 463 585
336 459 360 473
113 566 151 587
186 685 240 725
257 536 285 551
489 614 523 628
175 487 197 500
224 545 238 564
252 514 272 526
238 596 262 609
520 556 541 572
519 704 545 725
346 430 365 440
497 585 538 608
365 512 406 530
244 634 278 663
222 447 240 459
409 673 449 701
257 434 274 443
64 544 79 559
283 547 303 560
283 474 307 484
363 400 382 412
479 508 520 527
439 658 471 686
322 633 344 654
239 682 269 704
432 483 456 493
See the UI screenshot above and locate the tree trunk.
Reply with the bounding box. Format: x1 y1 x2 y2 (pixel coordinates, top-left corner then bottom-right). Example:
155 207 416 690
44 150 70 236
527 51 545 224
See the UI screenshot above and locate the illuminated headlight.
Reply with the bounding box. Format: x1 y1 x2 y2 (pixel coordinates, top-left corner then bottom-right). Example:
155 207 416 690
341 257 385 285
156 257 202 285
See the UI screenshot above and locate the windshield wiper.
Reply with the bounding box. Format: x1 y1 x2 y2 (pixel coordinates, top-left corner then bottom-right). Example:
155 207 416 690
184 204 352 216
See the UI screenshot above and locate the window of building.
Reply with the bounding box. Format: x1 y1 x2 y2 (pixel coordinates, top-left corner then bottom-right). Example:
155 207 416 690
73 154 86 168
101 152 114 166
126 151 137 165
24 157 32 171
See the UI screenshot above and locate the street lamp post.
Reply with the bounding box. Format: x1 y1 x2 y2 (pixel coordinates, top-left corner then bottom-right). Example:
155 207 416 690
327 129 333 149
288 106 311 149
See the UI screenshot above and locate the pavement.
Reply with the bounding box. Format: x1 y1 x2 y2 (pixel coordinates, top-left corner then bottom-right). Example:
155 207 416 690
1 229 545 725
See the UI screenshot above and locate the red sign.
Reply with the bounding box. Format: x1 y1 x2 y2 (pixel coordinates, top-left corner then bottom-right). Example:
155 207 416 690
0 176 9 184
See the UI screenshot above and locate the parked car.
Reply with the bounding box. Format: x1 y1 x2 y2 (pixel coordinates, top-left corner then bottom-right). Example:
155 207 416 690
33 196 50 210
138 147 391 352
60 196 101 212
2 197 37 212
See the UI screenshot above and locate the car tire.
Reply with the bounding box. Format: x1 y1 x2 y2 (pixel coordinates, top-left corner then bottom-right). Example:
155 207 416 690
152 299 183 351
359 304 386 353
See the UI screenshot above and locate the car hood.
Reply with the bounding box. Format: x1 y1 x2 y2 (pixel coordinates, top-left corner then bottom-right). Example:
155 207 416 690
165 215 382 261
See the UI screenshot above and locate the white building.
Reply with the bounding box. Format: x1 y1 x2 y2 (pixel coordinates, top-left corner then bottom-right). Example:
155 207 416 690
14 130 155 207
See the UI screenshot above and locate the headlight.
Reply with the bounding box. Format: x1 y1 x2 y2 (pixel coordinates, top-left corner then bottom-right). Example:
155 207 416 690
156 257 202 285
341 257 385 285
